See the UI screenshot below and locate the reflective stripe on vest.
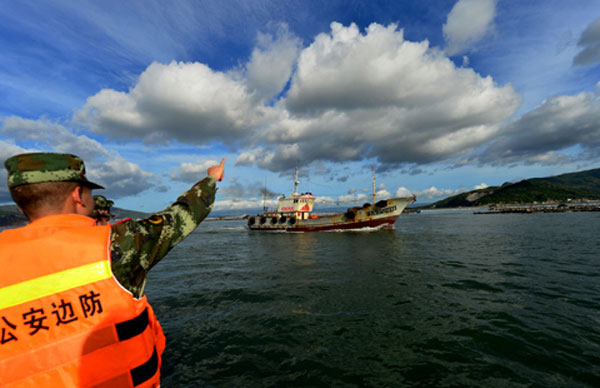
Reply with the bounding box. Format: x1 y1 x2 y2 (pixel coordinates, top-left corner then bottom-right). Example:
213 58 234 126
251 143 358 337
0 261 112 310
0 214 165 388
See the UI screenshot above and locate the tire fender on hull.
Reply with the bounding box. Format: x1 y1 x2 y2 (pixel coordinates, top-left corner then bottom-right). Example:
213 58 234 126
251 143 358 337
375 200 388 208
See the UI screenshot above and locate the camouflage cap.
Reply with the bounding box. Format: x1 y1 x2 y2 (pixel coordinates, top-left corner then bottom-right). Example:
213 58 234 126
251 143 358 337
92 195 114 218
4 152 104 190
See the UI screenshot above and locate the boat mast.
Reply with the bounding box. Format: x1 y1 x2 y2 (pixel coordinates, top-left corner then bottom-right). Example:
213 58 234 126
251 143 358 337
293 167 299 196
262 177 268 212
372 166 376 204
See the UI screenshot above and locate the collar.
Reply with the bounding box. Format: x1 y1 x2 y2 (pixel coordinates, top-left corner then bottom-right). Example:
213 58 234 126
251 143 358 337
29 214 97 228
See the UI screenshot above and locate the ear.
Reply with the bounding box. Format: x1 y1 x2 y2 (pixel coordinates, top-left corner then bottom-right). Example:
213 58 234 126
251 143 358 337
71 185 85 206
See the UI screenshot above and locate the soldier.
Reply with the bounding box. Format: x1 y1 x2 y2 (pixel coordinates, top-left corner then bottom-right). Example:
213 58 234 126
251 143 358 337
0 152 225 387
92 194 114 225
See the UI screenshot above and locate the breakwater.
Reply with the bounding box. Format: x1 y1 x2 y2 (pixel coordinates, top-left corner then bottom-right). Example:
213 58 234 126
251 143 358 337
474 202 600 214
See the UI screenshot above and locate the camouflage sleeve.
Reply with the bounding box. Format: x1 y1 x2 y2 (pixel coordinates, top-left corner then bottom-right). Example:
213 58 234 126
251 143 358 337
109 176 217 298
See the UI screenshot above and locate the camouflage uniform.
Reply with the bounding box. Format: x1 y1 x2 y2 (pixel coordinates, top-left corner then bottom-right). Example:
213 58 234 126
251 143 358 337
110 177 216 297
4 152 216 298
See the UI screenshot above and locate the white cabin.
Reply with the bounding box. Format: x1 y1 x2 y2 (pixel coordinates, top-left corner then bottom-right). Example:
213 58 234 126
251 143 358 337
277 193 316 219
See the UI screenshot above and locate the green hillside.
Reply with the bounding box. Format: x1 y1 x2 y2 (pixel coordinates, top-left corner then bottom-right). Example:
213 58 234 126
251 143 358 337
532 168 600 193
425 168 600 209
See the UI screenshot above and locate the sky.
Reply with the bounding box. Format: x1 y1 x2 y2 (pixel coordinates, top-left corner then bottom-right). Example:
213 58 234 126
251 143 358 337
1 0 600 213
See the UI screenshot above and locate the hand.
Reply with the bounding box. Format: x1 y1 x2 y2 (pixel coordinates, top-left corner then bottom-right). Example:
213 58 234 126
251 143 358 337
207 158 225 182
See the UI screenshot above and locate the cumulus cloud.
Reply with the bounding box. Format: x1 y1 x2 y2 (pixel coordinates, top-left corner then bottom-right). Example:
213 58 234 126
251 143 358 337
75 61 274 145
244 24 301 102
395 184 497 201
75 26 299 147
479 90 600 165
443 0 497 56
573 17 600 66
0 140 30 162
395 186 414 197
396 185 460 200
77 22 519 173
170 159 219 183
91 156 158 198
0 117 157 199
213 198 280 212
336 191 369 205
246 22 519 171
0 140 31 203
1 116 108 162
419 186 458 199
376 188 391 200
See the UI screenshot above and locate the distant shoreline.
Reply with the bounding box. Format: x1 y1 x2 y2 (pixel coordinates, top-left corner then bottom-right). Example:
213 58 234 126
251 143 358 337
2 201 600 229
474 202 600 214
205 201 600 221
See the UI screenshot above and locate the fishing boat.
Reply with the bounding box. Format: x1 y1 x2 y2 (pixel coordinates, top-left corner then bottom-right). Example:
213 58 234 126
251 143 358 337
247 169 416 232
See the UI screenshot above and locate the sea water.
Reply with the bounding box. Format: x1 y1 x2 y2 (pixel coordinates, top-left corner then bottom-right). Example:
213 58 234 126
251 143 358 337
143 211 599 386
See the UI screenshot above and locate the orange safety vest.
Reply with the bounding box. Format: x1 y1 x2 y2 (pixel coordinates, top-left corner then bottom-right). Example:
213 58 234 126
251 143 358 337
0 214 166 387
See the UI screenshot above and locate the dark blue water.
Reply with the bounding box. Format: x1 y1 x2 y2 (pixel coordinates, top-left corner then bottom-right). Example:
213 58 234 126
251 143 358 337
146 211 600 387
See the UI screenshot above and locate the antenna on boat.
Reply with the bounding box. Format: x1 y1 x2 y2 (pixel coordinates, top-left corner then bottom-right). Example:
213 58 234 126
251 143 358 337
293 167 299 196
371 166 376 204
262 177 268 212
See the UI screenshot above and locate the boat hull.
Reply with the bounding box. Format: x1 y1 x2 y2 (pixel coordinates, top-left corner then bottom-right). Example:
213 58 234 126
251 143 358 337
248 197 415 232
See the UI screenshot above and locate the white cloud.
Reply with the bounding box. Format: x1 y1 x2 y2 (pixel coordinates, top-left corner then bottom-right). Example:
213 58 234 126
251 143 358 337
75 22 520 173
405 185 456 200
396 185 465 200
0 140 31 202
419 186 461 200
0 140 30 162
443 0 497 56
213 198 278 212
244 24 301 102
373 182 391 201
0 116 157 199
75 60 273 144
261 22 520 170
336 191 369 205
375 188 391 200
1 116 108 161
479 90 600 165
395 186 414 198
91 156 158 198
474 183 488 190
171 159 219 183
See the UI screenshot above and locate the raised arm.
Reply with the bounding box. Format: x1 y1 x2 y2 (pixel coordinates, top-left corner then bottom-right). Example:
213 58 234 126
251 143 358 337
109 159 226 297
